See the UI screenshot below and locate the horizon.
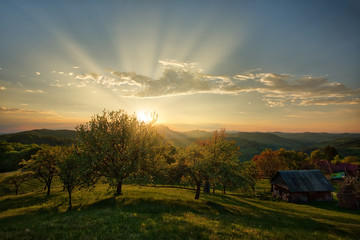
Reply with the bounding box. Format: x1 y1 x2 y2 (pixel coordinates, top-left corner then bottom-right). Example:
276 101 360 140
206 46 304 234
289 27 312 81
1 1 360 134
1 124 360 135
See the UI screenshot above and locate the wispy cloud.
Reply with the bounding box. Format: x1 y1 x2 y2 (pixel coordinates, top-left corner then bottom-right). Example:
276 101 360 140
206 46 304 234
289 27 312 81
0 107 87 133
299 98 360 106
0 86 6 90
49 79 64 88
0 107 36 113
35 72 41 76
24 89 44 93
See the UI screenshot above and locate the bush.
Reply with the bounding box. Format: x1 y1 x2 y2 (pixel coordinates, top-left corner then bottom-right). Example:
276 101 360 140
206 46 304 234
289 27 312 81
338 176 360 197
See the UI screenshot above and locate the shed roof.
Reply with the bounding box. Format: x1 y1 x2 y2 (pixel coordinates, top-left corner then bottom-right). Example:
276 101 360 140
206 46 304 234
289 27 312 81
270 170 334 193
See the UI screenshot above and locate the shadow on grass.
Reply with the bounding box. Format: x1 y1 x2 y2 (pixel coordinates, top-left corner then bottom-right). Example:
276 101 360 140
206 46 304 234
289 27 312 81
1 187 360 239
0 191 65 212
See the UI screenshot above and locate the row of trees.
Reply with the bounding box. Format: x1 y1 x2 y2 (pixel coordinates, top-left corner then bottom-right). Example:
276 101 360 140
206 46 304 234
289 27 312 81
251 145 360 179
3 110 250 210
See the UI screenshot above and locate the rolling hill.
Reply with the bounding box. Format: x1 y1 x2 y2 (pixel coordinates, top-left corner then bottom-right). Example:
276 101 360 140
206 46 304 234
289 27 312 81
1 127 359 162
0 129 77 146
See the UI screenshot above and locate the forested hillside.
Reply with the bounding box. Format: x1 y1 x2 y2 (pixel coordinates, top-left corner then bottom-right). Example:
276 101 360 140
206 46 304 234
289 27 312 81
0 129 77 146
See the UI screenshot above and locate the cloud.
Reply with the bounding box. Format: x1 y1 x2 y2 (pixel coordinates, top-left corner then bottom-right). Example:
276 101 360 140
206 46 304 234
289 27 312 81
0 107 87 133
299 98 360 106
64 60 360 106
25 89 44 93
72 66 80 69
0 86 6 90
36 72 41 75
50 80 64 88
0 107 36 113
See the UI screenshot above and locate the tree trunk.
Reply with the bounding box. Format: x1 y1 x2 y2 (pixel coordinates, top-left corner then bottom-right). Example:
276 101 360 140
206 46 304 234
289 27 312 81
46 183 51 196
195 182 201 200
15 187 18 195
116 180 123 196
203 181 210 194
223 184 226 194
67 189 72 211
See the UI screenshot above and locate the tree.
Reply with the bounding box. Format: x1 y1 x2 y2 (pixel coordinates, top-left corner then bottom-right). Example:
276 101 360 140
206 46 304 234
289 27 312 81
58 146 85 210
240 161 258 194
277 149 309 170
179 144 208 199
324 145 338 161
76 109 165 196
252 149 286 179
2 171 34 195
203 130 241 194
20 145 62 195
310 149 325 161
174 130 242 198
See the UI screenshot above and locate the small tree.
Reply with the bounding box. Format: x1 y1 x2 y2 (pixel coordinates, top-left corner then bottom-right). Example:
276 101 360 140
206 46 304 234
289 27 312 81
20 146 62 196
58 146 85 210
178 144 208 199
277 149 309 170
252 149 286 179
324 145 338 161
204 130 241 194
240 161 258 195
310 149 325 161
76 109 165 196
2 171 34 195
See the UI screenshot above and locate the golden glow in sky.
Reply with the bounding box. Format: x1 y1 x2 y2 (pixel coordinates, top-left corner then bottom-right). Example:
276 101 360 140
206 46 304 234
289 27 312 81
0 1 360 133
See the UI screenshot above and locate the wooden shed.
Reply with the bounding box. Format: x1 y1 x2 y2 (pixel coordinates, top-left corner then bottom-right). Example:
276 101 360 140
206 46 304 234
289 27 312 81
270 170 334 202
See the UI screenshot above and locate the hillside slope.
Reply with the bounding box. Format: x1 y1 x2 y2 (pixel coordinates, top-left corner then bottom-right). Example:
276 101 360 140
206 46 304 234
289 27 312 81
0 129 77 146
0 179 359 240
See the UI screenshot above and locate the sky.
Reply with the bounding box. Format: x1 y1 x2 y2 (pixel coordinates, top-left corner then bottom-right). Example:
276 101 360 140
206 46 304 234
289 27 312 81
1 0 360 133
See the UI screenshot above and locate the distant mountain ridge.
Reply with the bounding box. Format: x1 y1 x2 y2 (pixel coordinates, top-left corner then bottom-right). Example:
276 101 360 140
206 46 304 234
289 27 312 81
1 127 360 161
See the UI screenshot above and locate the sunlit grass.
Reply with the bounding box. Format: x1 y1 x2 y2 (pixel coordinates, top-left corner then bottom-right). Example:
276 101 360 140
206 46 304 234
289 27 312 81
0 173 359 239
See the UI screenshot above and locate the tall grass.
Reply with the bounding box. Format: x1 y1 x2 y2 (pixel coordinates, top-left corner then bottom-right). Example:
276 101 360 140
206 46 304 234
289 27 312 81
1 173 359 239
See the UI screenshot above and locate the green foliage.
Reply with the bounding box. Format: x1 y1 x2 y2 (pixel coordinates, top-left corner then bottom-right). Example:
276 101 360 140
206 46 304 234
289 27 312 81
76 109 166 196
177 143 208 199
20 145 62 195
173 130 243 199
57 146 86 210
240 161 258 194
343 156 360 164
277 148 310 170
1 171 34 195
252 149 312 179
252 149 285 179
0 141 40 172
324 145 339 161
310 149 326 161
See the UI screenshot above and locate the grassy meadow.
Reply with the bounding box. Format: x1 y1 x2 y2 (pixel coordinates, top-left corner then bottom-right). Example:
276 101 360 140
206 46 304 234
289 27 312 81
0 173 359 240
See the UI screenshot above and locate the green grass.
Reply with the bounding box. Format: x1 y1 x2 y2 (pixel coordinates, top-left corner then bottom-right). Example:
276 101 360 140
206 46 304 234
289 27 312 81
0 175 359 240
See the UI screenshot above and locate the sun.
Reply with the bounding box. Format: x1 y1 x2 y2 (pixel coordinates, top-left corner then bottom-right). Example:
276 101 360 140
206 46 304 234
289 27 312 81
137 111 153 123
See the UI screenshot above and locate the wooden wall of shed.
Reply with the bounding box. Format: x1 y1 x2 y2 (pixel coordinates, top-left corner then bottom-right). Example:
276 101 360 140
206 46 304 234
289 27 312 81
289 192 333 203
272 184 333 202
